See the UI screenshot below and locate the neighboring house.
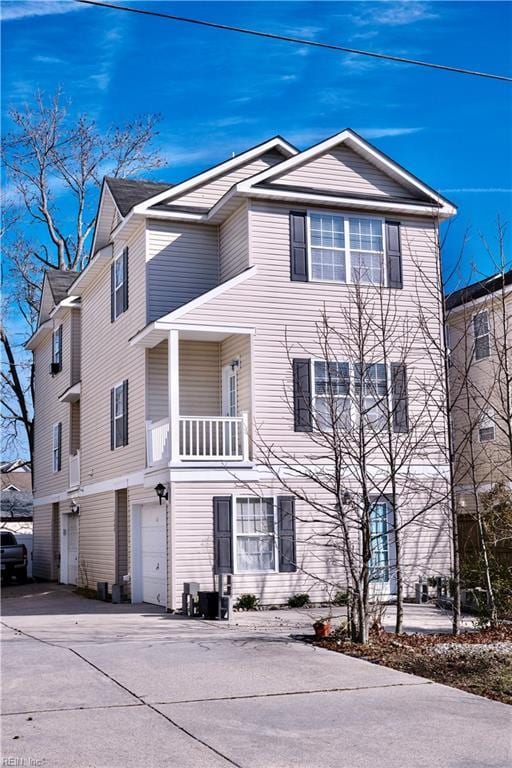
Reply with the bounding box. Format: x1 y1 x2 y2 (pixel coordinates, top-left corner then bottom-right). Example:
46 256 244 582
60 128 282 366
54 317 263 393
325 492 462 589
1 461 33 576
27 129 456 608
446 270 512 566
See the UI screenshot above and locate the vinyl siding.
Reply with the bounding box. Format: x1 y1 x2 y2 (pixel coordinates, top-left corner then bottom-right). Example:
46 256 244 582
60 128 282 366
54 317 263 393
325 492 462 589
115 489 129 583
78 491 116 588
170 200 447 464
146 220 219 321
219 203 249 282
166 149 286 210
270 146 416 198
33 316 72 499
80 223 146 486
171 479 450 608
70 309 81 386
70 401 80 455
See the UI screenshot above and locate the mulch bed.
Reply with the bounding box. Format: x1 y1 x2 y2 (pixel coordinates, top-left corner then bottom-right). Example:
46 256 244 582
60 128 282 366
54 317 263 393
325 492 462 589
314 624 512 705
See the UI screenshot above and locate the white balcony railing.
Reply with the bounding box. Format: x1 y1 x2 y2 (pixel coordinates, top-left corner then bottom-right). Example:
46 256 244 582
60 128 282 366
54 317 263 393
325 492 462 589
69 450 80 489
146 413 249 466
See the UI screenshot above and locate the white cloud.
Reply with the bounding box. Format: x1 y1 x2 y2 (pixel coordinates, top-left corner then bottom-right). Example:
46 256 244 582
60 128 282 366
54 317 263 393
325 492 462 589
279 74 297 82
206 116 256 129
350 2 438 28
1 0 84 22
357 127 425 138
33 54 65 64
440 188 512 194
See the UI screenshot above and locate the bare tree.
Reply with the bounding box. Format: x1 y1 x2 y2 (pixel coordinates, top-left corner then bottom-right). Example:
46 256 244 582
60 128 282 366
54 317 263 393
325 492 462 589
1 89 164 463
245 281 451 643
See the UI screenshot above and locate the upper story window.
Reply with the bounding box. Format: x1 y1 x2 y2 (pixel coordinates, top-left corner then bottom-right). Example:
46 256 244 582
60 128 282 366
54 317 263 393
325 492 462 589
291 211 402 288
478 412 495 443
52 422 62 473
473 311 490 361
296 358 408 435
309 214 384 286
50 325 63 375
111 247 128 321
110 380 128 449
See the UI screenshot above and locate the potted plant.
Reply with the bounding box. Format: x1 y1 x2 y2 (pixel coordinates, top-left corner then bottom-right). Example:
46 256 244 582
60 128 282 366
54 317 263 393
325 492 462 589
313 618 331 637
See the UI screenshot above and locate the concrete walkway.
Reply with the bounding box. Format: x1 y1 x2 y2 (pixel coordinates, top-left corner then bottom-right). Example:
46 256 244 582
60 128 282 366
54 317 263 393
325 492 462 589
1 584 510 768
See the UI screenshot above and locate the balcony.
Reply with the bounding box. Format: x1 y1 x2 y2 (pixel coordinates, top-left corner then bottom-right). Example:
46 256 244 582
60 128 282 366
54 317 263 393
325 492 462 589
69 450 80 489
146 413 249 466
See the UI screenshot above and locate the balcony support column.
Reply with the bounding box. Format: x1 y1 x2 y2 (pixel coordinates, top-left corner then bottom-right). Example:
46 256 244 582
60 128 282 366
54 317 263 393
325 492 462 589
168 329 180 464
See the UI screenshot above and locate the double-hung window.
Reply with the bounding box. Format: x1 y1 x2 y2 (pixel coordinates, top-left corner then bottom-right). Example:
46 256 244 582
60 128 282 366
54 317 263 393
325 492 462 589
473 311 490 361
478 412 495 443
235 497 276 572
310 213 345 282
114 255 125 319
313 361 351 429
51 325 63 374
52 422 62 473
111 380 128 449
349 217 384 285
308 214 385 286
354 363 388 429
369 500 391 583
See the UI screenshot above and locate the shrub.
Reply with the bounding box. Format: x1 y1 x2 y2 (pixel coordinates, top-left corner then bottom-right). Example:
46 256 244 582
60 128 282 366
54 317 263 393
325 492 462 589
234 593 259 611
287 593 311 608
333 591 349 606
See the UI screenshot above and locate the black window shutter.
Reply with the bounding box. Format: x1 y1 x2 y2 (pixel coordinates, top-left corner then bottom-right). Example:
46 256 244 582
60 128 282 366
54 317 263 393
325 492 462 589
391 363 409 433
51 330 55 366
123 246 129 312
110 388 115 450
213 496 233 574
58 325 63 370
278 496 296 572
110 262 115 322
57 422 62 471
122 379 129 446
385 221 402 289
290 211 308 282
293 359 312 432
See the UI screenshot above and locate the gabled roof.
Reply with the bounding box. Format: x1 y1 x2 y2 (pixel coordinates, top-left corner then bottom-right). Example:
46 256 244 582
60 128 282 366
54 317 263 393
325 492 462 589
105 177 173 217
132 136 298 213
446 269 512 310
237 128 457 217
46 270 79 305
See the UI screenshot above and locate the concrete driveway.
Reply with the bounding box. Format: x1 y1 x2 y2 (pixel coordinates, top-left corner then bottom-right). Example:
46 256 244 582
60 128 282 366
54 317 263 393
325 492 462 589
1 584 510 768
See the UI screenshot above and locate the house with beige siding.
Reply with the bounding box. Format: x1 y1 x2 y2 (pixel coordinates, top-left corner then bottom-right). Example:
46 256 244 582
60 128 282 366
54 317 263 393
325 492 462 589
27 129 457 610
447 270 512 519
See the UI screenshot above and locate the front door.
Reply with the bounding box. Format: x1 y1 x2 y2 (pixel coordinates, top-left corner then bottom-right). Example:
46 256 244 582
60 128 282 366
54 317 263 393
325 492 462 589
67 513 79 586
141 505 167 607
222 363 238 417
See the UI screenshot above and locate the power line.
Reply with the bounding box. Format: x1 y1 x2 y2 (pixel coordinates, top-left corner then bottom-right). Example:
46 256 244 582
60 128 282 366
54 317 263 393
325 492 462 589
75 0 512 83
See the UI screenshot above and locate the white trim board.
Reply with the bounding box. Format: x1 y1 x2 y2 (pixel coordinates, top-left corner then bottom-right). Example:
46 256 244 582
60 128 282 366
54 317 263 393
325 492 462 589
237 129 457 218
132 137 297 213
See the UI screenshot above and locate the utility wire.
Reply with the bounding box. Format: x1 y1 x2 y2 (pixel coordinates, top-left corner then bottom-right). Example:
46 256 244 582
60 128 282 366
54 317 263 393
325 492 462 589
75 0 512 83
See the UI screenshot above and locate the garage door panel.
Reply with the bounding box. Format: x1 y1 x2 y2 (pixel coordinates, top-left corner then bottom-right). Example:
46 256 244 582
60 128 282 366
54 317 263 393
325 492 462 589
140 505 167 608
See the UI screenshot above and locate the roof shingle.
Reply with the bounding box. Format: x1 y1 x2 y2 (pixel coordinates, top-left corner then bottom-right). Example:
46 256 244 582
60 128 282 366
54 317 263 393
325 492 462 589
105 177 172 217
446 269 512 310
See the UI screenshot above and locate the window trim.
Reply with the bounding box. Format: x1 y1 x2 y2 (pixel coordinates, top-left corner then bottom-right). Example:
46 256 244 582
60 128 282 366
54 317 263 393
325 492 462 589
232 494 279 575
113 379 125 449
52 421 61 473
369 498 393 585
311 358 391 432
113 251 125 319
478 412 496 443
472 309 491 362
52 325 63 373
306 209 388 288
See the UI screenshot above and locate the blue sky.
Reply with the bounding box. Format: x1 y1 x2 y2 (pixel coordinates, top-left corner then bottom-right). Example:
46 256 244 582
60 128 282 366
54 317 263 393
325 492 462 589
2 0 512 284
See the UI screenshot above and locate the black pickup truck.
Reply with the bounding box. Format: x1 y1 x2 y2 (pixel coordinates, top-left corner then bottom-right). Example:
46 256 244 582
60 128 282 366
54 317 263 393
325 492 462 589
1 531 28 583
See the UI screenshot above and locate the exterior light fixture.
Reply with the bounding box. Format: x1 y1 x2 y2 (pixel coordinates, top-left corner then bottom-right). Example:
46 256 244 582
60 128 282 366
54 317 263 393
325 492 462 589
154 483 168 505
70 500 80 514
230 358 240 371
342 490 352 505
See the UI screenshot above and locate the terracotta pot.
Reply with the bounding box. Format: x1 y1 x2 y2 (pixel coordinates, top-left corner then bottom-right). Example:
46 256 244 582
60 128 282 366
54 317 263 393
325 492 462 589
313 620 332 638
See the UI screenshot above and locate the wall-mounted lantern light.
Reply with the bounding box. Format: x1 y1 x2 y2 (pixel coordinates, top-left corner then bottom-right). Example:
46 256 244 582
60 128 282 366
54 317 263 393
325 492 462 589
154 483 168 505
70 500 80 514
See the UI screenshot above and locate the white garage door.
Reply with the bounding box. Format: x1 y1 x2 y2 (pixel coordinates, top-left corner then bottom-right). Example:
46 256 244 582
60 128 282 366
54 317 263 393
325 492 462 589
141 506 167 607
